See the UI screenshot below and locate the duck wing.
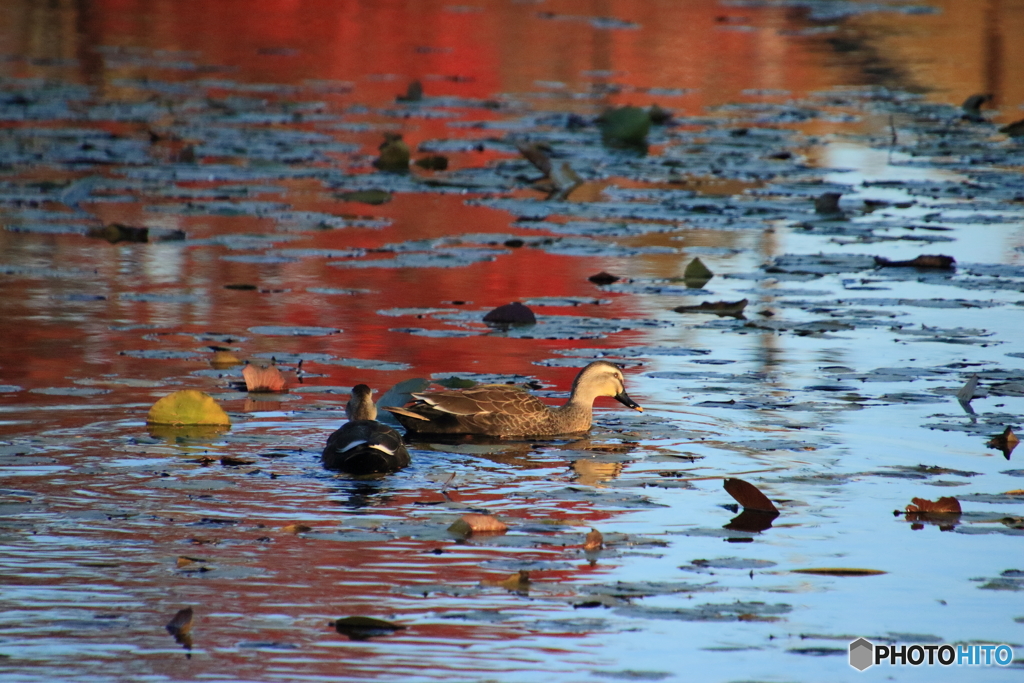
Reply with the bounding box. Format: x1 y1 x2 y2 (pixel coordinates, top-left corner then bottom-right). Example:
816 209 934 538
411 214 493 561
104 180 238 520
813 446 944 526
412 384 548 417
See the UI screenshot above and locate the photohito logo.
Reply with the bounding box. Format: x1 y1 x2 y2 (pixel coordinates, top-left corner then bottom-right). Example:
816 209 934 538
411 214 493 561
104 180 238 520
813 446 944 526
849 638 1014 671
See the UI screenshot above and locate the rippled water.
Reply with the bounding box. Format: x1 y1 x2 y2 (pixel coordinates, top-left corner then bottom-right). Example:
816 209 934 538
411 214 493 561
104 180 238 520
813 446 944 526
2 1 1024 681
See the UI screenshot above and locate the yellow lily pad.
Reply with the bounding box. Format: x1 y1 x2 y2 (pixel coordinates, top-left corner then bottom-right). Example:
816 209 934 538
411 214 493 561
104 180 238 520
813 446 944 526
792 568 887 576
147 390 231 426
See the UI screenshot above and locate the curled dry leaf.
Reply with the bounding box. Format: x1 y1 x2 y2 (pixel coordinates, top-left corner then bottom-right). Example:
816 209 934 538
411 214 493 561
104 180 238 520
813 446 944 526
176 556 207 568
280 524 312 534
723 478 779 513
905 497 962 514
987 426 1019 460
583 528 604 551
448 513 508 536
814 192 842 214
147 390 230 426
956 374 979 405
166 607 194 648
242 363 287 393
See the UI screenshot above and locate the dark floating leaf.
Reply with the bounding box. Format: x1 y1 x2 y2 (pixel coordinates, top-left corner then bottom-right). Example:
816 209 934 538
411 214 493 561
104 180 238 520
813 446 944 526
483 301 536 324
397 80 423 102
332 616 406 640
874 254 956 269
723 478 778 513
814 192 842 214
674 299 747 318
598 105 651 146
1000 118 1024 137
224 283 258 291
415 154 449 170
724 509 778 533
905 496 962 514
336 189 392 205
682 257 714 288
589 271 621 285
374 133 410 172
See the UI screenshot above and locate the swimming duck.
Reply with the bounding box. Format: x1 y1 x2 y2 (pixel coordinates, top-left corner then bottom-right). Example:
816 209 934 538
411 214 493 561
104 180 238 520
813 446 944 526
322 384 410 474
385 361 642 437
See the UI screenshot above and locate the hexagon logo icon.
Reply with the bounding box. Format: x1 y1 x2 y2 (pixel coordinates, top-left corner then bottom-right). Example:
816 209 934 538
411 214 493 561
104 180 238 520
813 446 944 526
849 638 874 671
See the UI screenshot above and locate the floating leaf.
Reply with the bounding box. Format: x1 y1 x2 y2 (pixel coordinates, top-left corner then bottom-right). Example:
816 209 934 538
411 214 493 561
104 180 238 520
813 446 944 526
874 254 956 269
336 189 392 205
414 155 448 170
589 271 621 285
905 497 962 514
210 349 242 368
332 616 405 640
673 299 747 317
483 570 530 592
374 133 410 172
584 528 604 550
682 257 714 288
165 607 194 649
814 192 842 214
792 568 887 576
723 478 778 513
242 363 287 393
483 302 536 324
987 427 1019 460
397 80 423 102
598 105 651 146
280 524 312 534
147 390 231 426
448 513 508 536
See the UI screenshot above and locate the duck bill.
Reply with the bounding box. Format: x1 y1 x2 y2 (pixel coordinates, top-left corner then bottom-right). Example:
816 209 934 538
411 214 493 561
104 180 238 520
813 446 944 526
614 391 643 412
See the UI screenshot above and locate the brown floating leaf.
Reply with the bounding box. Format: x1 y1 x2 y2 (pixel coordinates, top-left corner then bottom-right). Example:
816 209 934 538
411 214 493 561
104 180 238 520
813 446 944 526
332 616 406 641
483 302 536 324
723 478 779 513
673 299 747 317
373 133 410 172
280 524 312 534
588 271 621 285
166 607 194 648
447 513 508 536
210 349 242 369
814 192 842 214
583 528 604 551
905 497 962 514
792 568 886 576
176 556 207 569
547 161 582 200
874 254 956 269
987 426 1019 460
648 103 673 125
483 570 531 592
242 363 287 393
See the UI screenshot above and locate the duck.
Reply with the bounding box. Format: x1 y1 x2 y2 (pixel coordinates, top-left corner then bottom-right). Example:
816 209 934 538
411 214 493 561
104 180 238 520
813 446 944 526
384 361 642 437
322 384 410 474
